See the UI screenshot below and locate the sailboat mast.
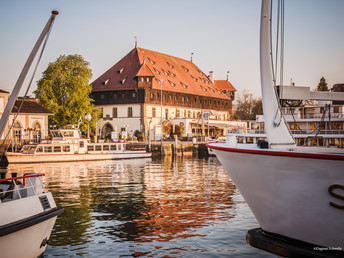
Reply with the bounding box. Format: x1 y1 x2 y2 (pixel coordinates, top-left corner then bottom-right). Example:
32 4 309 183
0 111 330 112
0 11 58 138
260 0 295 149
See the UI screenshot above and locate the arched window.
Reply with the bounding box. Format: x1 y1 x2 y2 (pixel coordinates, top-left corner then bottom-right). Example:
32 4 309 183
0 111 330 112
32 122 41 143
102 123 114 139
13 121 22 143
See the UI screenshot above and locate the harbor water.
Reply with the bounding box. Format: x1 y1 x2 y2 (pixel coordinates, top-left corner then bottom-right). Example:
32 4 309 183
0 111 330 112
7 157 274 257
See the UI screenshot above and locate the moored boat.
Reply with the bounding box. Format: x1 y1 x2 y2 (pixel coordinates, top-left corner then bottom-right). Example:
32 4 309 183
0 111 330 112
208 0 344 253
5 128 151 164
0 11 63 258
0 172 63 258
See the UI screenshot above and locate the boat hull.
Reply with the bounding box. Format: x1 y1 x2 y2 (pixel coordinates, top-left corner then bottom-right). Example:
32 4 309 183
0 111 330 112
0 192 63 258
6 152 152 164
209 143 344 248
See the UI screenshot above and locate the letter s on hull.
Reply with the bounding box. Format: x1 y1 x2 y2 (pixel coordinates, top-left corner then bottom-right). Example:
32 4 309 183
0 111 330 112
329 184 344 210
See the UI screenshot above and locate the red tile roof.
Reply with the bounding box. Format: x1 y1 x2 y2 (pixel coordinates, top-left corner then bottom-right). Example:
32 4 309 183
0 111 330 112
12 99 53 114
92 47 236 100
214 80 237 92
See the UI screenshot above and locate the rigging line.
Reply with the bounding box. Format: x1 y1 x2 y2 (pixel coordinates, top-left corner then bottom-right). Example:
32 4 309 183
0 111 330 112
290 105 328 136
0 19 55 160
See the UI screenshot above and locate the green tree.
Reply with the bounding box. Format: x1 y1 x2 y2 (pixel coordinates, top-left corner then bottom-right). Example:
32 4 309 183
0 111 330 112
315 77 329 91
234 90 262 120
35 54 100 131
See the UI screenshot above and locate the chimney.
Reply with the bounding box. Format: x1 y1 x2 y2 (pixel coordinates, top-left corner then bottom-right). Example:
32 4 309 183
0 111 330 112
209 71 214 83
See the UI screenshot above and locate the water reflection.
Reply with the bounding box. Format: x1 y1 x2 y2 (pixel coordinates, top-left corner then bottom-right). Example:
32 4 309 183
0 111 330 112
7 157 272 257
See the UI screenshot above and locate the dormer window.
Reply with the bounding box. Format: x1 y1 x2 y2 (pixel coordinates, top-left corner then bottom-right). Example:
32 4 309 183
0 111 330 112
200 86 207 92
168 80 176 87
153 68 160 75
119 78 126 84
101 79 109 85
167 62 174 69
182 66 189 72
118 68 124 74
208 87 215 93
162 69 169 76
180 82 188 89
148 58 156 65
170 72 176 78
191 75 198 82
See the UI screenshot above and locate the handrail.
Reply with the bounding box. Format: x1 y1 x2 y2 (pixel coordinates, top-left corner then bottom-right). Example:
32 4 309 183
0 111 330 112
0 173 45 185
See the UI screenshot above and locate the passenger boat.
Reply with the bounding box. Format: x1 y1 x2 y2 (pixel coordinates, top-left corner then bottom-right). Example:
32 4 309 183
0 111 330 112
207 0 344 253
0 11 63 258
5 128 151 164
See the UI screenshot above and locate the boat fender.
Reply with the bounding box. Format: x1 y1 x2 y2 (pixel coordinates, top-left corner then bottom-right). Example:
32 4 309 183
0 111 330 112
40 237 50 248
257 140 269 149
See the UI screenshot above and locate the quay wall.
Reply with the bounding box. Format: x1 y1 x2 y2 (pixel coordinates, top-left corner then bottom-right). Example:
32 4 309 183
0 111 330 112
148 142 209 157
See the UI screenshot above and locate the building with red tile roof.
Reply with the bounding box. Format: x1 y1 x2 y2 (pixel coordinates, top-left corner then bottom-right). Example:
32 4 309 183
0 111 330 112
0 91 52 144
91 47 238 139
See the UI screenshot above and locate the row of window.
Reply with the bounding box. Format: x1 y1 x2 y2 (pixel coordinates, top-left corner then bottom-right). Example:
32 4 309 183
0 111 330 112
151 107 228 120
100 107 133 118
87 144 122 151
35 145 71 153
98 92 137 100
149 92 229 107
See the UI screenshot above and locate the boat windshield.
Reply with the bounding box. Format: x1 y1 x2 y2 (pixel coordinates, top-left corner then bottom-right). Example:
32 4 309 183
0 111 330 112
51 131 63 138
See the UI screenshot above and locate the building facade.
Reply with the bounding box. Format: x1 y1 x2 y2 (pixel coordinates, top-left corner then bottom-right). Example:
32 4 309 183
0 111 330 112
0 90 52 145
91 47 237 140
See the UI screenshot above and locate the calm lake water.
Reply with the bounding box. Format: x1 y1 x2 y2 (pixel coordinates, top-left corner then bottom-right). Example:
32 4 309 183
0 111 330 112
8 157 274 257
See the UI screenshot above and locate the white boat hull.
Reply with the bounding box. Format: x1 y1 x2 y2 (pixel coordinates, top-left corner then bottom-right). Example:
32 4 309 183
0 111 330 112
0 216 57 258
209 143 344 248
0 192 63 258
6 151 152 164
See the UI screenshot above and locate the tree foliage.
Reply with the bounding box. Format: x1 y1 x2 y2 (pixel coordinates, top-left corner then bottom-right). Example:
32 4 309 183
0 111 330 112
233 90 262 120
315 77 329 91
35 54 100 131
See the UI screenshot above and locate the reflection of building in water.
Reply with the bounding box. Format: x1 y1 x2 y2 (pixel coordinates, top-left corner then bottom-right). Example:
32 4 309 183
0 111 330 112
6 158 234 246
6 159 151 246
133 157 236 242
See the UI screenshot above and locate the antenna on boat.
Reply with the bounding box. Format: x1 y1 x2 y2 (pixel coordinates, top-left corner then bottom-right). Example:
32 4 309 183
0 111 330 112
0 11 58 138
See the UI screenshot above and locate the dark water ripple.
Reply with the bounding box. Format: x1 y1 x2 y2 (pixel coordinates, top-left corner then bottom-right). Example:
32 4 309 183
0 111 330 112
8 157 273 257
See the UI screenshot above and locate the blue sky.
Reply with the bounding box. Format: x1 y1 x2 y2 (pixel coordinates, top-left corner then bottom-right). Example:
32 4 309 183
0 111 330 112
0 0 343 98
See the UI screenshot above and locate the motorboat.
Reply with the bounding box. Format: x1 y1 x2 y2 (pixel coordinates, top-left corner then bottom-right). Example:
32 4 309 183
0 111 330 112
6 127 151 164
0 172 63 258
207 0 344 254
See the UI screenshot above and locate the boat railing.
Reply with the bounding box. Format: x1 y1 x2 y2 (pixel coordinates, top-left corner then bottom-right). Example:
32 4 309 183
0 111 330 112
299 113 344 119
291 129 344 135
0 173 46 203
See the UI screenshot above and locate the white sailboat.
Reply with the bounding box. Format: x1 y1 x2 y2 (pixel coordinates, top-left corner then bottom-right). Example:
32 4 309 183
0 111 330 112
0 11 63 258
207 0 344 252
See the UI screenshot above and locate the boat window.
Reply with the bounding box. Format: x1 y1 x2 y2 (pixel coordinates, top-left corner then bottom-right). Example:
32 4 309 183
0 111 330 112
36 146 43 153
44 146 52 153
28 147 36 154
62 131 74 137
80 141 84 148
88 146 94 151
95 145 102 151
54 146 62 152
246 137 254 144
103 145 110 151
111 145 117 151
63 146 70 152
118 145 122 151
22 146 30 153
237 137 244 143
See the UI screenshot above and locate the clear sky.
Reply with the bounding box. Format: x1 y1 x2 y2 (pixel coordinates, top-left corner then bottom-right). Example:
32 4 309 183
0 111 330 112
0 0 343 98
